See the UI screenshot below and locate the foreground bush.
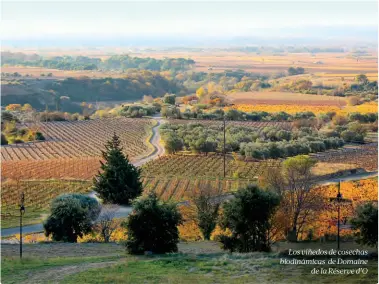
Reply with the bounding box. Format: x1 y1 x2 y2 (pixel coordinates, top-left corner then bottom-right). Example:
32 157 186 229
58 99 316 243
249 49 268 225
219 184 280 252
124 192 182 254
351 202 378 247
44 194 101 242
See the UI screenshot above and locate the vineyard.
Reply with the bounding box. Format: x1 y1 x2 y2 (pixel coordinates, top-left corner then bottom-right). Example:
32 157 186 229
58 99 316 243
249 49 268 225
304 178 378 239
167 119 292 130
228 102 378 115
313 143 378 171
141 177 253 202
1 117 155 162
141 155 281 179
1 155 281 181
228 104 342 115
1 179 92 228
1 157 101 180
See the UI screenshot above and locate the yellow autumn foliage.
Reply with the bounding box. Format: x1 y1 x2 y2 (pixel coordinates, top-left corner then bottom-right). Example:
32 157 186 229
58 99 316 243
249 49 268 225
301 179 378 239
227 102 378 115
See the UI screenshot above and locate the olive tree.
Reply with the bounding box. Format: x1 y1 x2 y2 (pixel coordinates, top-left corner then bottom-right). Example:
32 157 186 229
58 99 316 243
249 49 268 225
44 194 101 242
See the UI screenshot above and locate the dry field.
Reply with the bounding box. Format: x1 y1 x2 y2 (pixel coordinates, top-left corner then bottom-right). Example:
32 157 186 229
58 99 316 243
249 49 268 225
126 51 377 74
227 91 346 106
1 118 154 162
2 51 377 79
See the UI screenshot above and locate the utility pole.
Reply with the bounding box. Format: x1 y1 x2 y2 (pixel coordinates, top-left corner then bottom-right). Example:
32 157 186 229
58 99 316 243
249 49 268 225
20 192 25 259
337 180 342 250
223 113 226 178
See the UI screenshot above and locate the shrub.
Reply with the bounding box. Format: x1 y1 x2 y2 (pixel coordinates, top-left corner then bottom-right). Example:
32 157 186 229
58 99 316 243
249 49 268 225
1 133 8 145
219 184 280 252
341 130 364 143
44 194 100 242
35 132 45 141
351 202 378 247
347 96 361 106
163 93 176 105
124 192 182 254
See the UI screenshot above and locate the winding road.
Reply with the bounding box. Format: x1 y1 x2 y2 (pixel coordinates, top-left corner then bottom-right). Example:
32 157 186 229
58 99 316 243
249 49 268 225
1 117 166 238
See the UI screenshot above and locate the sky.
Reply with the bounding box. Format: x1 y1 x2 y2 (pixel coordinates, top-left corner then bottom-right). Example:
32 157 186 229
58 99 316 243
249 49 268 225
1 0 378 40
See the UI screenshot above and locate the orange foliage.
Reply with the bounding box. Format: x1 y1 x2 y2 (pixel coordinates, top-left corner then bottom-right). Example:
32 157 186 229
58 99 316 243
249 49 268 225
228 104 341 114
302 179 378 240
227 102 378 115
5 104 22 111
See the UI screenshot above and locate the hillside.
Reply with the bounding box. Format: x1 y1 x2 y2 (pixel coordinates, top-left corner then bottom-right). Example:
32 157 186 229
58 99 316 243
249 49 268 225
1 73 186 112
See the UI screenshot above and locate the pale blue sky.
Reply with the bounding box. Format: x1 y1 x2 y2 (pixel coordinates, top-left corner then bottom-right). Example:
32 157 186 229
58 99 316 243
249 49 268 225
1 0 378 39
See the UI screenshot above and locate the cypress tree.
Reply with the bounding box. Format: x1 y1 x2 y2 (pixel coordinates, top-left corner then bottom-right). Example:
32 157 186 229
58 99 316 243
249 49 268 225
93 133 142 205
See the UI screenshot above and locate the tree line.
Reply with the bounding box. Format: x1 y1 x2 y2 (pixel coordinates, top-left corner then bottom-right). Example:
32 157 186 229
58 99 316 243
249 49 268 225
1 52 195 72
160 123 346 159
1 71 186 112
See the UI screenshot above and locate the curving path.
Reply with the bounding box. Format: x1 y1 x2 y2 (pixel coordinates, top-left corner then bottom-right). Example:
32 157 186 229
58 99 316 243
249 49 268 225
134 116 166 167
1 117 166 238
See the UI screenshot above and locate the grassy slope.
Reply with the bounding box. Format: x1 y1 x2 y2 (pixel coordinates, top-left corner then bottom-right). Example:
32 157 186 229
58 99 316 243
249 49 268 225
2 242 377 284
62 254 378 284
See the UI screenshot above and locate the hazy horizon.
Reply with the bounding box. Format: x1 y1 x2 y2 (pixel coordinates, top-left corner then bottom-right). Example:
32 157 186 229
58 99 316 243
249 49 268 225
1 0 378 48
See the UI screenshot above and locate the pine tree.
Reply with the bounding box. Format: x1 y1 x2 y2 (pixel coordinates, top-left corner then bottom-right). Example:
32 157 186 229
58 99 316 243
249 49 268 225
93 133 142 205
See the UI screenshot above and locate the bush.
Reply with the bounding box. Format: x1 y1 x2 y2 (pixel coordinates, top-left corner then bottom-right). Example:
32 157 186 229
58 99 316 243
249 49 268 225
219 184 280 252
163 93 176 105
44 194 100 242
35 132 45 141
1 133 8 145
351 202 378 247
124 192 182 254
53 193 101 221
341 130 364 143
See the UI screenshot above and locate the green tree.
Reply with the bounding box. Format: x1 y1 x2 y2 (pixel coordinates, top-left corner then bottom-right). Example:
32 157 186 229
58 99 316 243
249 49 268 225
355 74 369 85
124 192 182 254
219 184 280 252
1 133 8 145
288 67 305 76
163 93 176 105
351 202 378 247
93 133 142 205
43 194 100 242
164 134 183 154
